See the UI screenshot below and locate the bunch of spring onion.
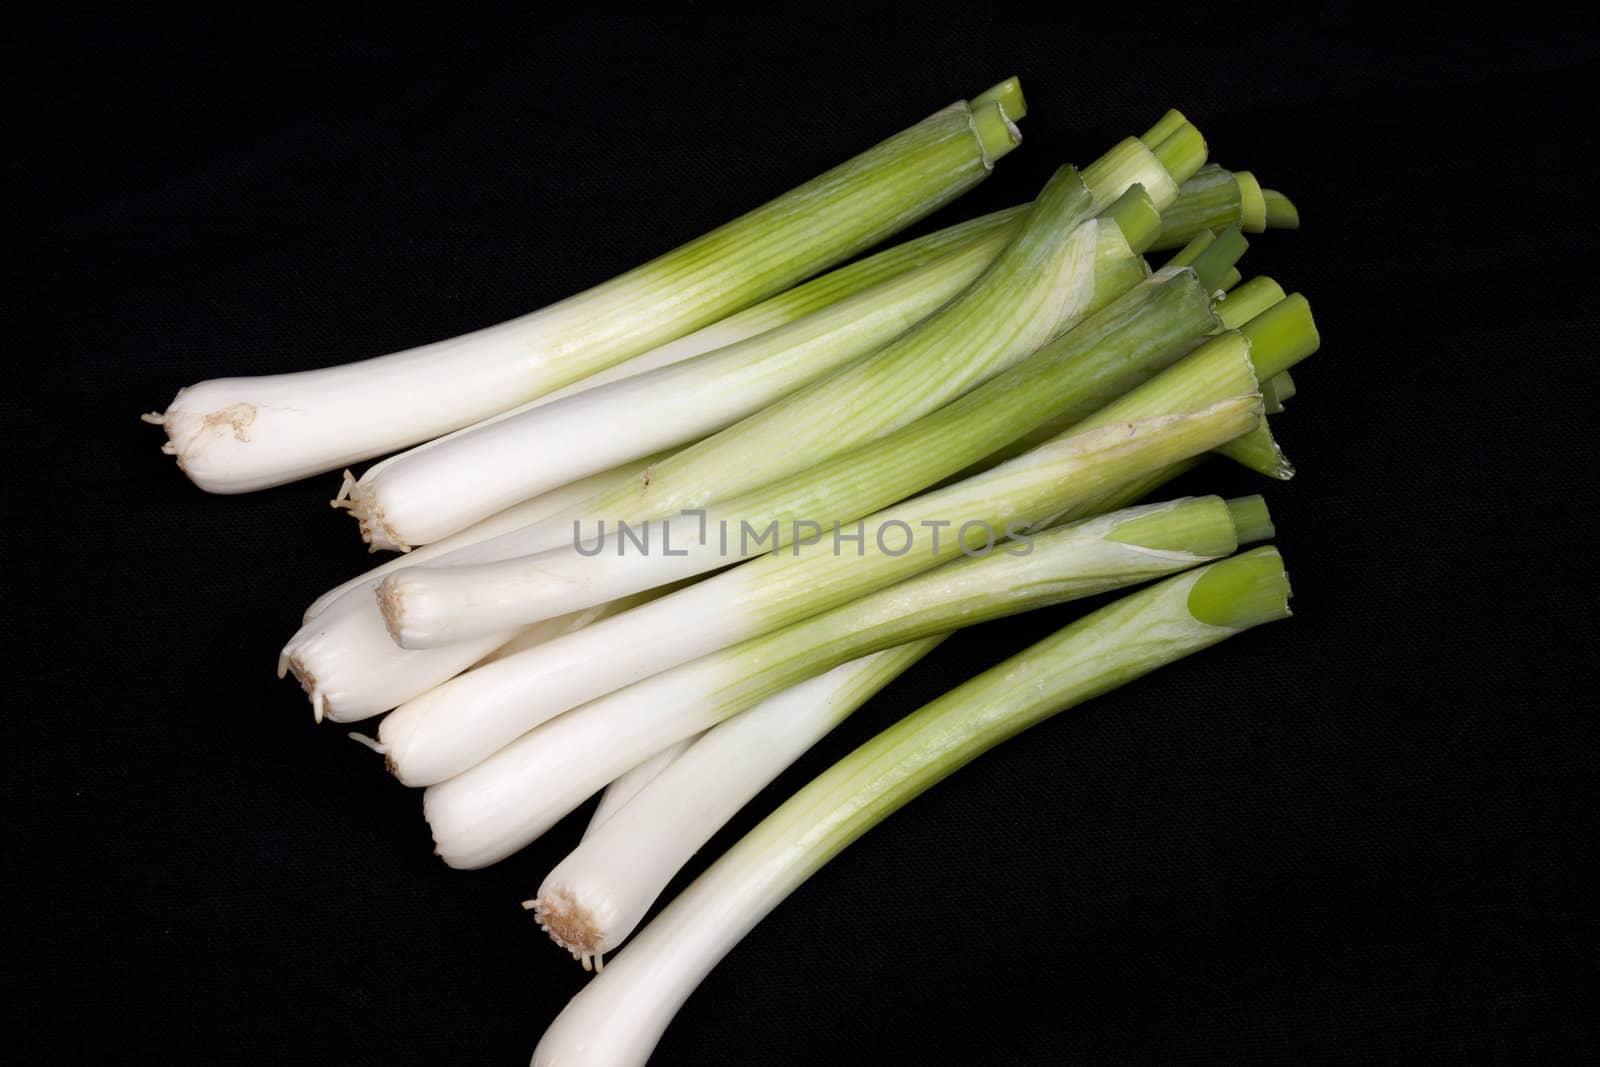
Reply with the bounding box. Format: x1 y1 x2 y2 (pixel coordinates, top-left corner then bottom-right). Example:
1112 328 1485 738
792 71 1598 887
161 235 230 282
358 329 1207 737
142 77 1316 1064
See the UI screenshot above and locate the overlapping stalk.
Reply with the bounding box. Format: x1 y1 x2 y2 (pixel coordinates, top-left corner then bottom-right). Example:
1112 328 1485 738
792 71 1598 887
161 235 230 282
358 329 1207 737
529 549 1293 1067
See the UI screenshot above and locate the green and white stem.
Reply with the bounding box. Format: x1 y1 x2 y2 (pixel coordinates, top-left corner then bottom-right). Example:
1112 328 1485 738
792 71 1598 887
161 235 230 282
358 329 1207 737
526 495 1267 958
536 638 943 971
145 83 1023 493
529 548 1292 1067
337 218 1018 551
378 254 1227 650
408 391 1261 819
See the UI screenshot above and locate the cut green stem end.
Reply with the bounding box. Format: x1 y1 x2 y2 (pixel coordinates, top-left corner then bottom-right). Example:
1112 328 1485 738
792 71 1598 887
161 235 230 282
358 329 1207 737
1101 184 1160 253
1215 276 1285 330
971 76 1027 121
1263 189 1300 229
970 101 1022 165
1189 225 1248 293
1225 495 1275 544
1234 171 1267 232
1140 109 1189 147
1150 123 1208 185
1186 546 1292 628
1240 293 1319 379
1219 267 1242 292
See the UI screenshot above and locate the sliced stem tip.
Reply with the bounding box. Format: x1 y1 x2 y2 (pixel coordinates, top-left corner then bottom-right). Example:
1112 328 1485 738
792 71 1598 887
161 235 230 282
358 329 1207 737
970 76 1027 121
1189 225 1248 293
1225 494 1275 544
1240 293 1319 380
1101 184 1160 253
1186 546 1292 628
1263 189 1300 229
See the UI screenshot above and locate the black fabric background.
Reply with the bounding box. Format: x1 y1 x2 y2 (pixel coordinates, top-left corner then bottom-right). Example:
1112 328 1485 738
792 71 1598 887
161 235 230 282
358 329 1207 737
7 9 1597 1064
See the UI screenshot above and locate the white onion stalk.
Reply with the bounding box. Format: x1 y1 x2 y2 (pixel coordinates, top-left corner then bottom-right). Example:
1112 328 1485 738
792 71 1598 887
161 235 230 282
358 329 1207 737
341 213 1025 551
379 250 1229 649
527 494 1267 959
412 393 1262 842
540 638 941 971
529 548 1293 1067
580 737 701 840
146 84 1025 493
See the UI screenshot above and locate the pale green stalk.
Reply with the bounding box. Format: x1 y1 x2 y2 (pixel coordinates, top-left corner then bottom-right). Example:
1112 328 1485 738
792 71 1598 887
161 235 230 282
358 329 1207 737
153 82 1025 494
529 549 1293 1067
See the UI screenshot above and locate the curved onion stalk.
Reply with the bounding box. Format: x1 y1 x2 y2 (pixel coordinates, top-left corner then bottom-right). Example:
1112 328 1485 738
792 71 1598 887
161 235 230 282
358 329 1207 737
528 495 1263 959
146 84 1024 494
581 736 701 839
1149 164 1281 249
379 250 1224 649
529 549 1292 1067
539 639 942 970
340 222 1018 551
415 394 1263 854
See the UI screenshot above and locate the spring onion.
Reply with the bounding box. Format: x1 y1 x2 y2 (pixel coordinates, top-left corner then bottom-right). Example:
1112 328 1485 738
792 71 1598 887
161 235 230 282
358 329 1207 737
527 494 1265 958
529 548 1292 1066
147 83 1024 493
